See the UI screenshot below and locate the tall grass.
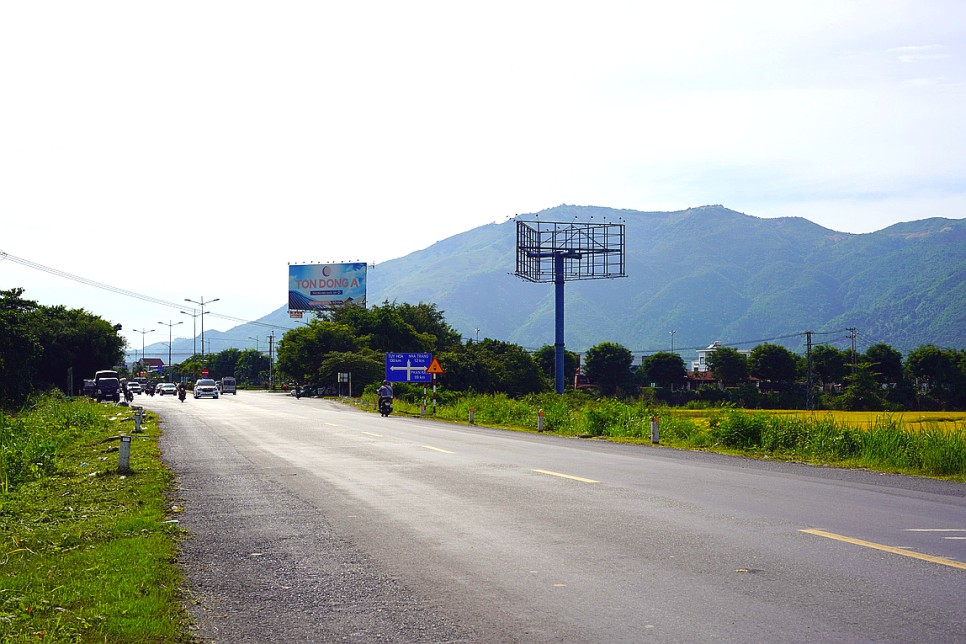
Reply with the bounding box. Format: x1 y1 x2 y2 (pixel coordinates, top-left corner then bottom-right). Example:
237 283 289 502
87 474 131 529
360 392 966 479
0 394 191 641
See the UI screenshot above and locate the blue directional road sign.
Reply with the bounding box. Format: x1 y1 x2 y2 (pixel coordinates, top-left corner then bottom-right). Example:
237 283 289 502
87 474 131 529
385 352 433 383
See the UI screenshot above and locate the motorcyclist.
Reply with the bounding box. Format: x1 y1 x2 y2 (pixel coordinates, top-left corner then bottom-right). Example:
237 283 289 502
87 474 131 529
177 382 186 402
377 380 393 414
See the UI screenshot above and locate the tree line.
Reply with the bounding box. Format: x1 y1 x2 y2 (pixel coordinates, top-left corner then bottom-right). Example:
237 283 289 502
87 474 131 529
3 287 963 412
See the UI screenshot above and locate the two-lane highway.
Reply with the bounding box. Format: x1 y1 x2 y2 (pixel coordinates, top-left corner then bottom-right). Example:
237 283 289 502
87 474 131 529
152 391 966 643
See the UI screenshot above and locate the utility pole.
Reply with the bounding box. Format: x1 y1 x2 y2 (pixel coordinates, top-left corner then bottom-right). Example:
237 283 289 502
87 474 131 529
670 329 676 353
805 330 814 411
846 327 857 373
268 331 275 390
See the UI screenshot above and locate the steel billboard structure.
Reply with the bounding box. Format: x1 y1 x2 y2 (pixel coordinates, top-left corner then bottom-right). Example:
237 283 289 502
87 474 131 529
515 219 626 393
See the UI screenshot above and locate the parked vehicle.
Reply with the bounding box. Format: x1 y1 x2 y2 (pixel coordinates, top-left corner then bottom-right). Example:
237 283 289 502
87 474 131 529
193 378 220 399
157 383 178 396
95 377 121 403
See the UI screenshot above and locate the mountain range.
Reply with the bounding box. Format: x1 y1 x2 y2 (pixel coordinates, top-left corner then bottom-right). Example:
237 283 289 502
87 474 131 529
141 205 965 362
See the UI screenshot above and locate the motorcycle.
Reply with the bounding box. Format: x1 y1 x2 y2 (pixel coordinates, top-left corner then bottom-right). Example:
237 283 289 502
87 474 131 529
379 396 393 417
178 387 186 403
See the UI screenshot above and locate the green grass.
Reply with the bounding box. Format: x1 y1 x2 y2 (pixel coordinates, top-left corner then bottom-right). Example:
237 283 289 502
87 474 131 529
0 393 191 642
360 392 966 481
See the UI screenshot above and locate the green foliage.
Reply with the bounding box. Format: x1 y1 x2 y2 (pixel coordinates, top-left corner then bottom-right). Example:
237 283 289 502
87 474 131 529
0 395 191 640
0 289 124 408
639 352 687 388
533 345 579 388
439 339 547 397
584 342 636 396
749 343 798 385
707 346 749 387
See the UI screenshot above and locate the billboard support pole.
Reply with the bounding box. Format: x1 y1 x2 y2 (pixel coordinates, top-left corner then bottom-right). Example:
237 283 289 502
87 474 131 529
554 253 566 394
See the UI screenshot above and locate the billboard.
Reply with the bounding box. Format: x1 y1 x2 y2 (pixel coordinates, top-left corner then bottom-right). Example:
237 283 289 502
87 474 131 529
288 262 367 311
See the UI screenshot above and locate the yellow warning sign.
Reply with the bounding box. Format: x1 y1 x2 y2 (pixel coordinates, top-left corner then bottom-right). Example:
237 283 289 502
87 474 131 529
426 357 445 375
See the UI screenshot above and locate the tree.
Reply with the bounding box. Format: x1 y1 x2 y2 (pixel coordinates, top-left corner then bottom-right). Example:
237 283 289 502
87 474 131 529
327 301 434 353
0 288 41 406
748 343 798 388
905 344 964 408
863 343 904 386
838 363 886 411
440 340 546 397
318 350 384 396
276 320 359 384
33 305 125 392
584 342 635 397
235 349 270 385
811 345 848 387
707 346 749 387
207 348 241 381
533 345 578 389
395 302 463 352
639 352 687 389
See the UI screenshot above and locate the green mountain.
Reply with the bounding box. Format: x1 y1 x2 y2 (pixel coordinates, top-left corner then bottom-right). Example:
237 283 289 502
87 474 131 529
364 205 965 356
182 205 963 362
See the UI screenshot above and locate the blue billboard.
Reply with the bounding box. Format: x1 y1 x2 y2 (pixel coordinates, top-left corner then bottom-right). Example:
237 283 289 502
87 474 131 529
288 262 367 311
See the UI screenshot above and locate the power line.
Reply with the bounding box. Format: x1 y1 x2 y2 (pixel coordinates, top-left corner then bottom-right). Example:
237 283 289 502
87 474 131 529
1 249 299 332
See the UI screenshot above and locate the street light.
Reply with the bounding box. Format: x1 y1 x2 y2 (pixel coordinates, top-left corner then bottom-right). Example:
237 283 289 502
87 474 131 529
132 328 155 373
179 309 200 357
670 329 676 353
184 296 219 365
158 320 183 378
248 336 260 353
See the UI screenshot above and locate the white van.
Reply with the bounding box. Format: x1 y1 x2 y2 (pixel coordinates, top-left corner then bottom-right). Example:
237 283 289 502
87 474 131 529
220 376 237 395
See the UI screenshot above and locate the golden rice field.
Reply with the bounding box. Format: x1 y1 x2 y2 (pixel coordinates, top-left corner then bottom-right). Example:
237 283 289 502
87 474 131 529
674 409 966 432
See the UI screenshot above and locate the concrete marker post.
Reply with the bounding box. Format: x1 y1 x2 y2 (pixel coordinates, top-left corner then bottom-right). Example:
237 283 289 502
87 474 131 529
537 409 545 432
650 417 660 444
468 408 475 425
118 436 132 473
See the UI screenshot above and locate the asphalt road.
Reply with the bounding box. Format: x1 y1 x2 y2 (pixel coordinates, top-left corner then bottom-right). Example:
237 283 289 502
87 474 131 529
150 391 966 643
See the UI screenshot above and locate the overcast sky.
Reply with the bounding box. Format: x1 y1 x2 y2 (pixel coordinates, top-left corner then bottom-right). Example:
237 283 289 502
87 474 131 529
2 1 964 351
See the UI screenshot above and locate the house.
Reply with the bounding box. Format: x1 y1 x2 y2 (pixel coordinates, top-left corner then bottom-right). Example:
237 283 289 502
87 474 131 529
690 341 751 373
141 357 165 373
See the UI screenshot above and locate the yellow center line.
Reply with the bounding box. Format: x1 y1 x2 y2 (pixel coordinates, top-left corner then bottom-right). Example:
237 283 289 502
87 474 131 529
422 445 455 454
532 469 599 484
801 529 966 571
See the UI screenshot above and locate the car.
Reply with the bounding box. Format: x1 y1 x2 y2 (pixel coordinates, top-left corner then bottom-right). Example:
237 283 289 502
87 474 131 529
157 383 178 396
126 382 143 395
194 378 220 399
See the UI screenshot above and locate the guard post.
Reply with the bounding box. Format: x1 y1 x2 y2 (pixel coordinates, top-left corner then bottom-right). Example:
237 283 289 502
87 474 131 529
118 436 132 474
650 417 660 444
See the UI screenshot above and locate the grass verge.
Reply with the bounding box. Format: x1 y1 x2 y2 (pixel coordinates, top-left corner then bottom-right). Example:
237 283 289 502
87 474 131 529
0 393 191 642
360 392 966 481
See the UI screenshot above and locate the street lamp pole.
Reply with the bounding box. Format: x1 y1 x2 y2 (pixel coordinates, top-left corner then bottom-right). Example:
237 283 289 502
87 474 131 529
132 328 155 374
248 336 260 353
184 297 220 366
158 320 183 378
179 309 200 357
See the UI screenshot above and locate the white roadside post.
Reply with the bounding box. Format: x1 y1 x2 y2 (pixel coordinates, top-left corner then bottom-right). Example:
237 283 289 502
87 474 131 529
118 436 132 474
650 417 660 444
